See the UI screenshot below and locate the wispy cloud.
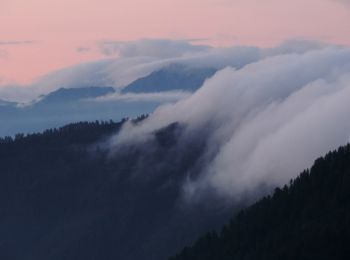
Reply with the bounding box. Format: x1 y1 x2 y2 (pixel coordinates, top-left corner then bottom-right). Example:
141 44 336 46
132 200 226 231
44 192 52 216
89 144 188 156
76 47 91 53
97 38 210 58
332 0 350 6
0 40 34 45
91 91 191 103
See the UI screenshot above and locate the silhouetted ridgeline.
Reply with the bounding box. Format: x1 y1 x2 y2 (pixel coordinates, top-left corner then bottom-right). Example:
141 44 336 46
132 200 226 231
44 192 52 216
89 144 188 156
170 144 350 260
0 120 123 145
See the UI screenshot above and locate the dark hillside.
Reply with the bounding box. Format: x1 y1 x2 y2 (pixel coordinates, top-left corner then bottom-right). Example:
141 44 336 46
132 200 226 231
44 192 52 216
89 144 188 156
0 117 233 260
170 144 350 260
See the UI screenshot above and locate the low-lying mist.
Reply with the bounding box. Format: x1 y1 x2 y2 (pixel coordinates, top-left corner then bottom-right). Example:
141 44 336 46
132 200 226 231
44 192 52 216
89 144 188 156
110 43 350 203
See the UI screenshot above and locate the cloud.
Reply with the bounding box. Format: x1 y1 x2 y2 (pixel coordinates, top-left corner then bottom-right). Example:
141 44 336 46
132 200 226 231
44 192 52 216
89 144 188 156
15 39 261 101
0 85 39 103
76 47 90 53
29 59 117 95
110 43 350 202
0 40 34 45
0 41 34 59
264 38 331 55
333 0 350 4
91 90 191 103
0 39 335 106
41 39 326 98
3 38 350 205
98 38 210 58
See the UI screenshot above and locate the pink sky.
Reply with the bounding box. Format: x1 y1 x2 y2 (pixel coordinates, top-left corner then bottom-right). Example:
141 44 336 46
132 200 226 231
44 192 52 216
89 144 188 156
1 0 350 85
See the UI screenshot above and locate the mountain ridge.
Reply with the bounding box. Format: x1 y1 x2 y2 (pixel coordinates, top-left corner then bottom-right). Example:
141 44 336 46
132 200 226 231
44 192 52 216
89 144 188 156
122 64 217 93
170 144 350 260
35 86 116 106
0 64 218 136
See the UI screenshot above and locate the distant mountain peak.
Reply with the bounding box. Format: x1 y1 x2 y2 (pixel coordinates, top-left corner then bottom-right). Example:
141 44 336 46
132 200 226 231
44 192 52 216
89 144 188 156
36 86 115 105
122 64 217 93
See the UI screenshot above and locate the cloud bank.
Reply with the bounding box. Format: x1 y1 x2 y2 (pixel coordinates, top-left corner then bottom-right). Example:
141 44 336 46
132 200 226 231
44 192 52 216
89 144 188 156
110 43 350 202
32 41 261 95
91 90 191 103
1 38 326 103
0 39 263 102
98 39 210 58
1 38 349 203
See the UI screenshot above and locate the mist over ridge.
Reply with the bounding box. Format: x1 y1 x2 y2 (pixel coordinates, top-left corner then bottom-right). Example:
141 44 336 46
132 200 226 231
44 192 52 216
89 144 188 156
1 38 350 202
110 42 350 202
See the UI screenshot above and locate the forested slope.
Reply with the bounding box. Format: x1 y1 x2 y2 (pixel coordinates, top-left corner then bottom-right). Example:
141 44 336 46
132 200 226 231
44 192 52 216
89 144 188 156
0 117 233 260
170 145 350 260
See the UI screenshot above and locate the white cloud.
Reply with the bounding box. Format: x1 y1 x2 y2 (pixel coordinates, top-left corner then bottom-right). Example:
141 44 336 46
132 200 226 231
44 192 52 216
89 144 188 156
98 38 210 58
91 90 191 103
0 85 39 103
6 39 261 102
110 44 350 202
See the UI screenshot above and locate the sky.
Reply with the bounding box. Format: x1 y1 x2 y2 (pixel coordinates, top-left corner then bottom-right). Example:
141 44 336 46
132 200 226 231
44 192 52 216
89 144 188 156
1 0 350 85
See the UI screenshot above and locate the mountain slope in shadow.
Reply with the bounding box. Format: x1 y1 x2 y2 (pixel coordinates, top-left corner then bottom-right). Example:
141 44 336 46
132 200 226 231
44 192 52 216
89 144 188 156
170 144 350 260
